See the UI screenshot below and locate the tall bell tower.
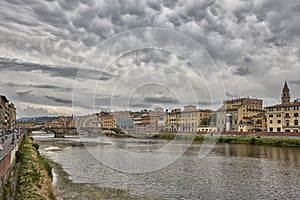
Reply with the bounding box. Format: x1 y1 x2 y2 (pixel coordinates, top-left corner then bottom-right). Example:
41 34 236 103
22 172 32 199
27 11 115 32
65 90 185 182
281 81 290 104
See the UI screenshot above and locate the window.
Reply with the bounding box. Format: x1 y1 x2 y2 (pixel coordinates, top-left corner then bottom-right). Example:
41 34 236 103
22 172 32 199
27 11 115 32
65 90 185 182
294 113 299 117
277 127 281 132
277 107 281 111
285 107 290 111
269 114 273 118
270 127 273 132
270 120 273 124
286 120 290 127
277 120 281 124
285 113 290 118
293 130 299 132
295 120 299 126
294 106 299 110
285 129 290 132
277 114 281 117
269 108 273 111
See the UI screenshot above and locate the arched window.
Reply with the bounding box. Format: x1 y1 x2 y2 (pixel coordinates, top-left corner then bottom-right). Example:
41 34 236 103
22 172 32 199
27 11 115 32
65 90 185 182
286 120 290 127
295 120 299 126
294 113 299 117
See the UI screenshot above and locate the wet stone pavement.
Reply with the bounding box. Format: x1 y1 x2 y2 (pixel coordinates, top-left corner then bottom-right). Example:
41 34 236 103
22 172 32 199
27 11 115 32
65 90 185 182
0 133 22 159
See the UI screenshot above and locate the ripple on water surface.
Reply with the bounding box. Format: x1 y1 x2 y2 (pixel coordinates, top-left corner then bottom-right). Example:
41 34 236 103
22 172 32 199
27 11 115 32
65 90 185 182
37 135 300 199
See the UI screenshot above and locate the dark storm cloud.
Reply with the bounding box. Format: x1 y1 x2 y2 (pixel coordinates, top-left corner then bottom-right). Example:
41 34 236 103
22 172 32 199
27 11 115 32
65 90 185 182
146 0 161 11
233 67 250 76
0 81 72 92
16 90 33 96
0 58 115 81
244 56 252 63
45 96 72 104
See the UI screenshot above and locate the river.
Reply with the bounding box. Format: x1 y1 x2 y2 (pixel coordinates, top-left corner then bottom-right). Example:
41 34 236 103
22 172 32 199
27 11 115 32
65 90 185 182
32 132 300 200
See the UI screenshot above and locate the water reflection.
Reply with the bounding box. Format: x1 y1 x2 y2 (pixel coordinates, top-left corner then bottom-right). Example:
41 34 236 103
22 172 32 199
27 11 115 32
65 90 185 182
213 143 300 168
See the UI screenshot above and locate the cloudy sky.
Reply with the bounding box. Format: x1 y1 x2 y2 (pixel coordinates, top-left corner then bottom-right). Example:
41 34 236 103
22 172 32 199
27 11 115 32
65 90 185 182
1 0 300 117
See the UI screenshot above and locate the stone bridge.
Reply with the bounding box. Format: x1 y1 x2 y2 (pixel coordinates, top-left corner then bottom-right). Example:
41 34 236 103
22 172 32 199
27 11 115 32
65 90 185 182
25 127 126 138
77 127 126 136
24 127 77 138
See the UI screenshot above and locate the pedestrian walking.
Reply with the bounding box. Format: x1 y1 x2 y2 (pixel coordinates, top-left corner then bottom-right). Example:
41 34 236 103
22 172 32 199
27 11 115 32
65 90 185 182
11 134 15 145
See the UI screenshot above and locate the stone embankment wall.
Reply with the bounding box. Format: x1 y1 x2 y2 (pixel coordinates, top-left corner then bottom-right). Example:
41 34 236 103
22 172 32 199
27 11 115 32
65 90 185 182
0 134 23 197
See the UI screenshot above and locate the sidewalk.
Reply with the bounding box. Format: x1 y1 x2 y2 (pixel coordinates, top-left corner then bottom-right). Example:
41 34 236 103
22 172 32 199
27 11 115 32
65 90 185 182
0 133 22 160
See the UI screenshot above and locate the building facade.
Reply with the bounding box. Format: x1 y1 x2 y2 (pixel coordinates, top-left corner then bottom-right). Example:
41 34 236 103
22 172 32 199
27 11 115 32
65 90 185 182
265 81 300 132
113 111 134 130
75 114 100 128
50 116 75 128
164 106 213 133
0 95 16 132
8 103 16 130
165 108 181 132
216 97 264 132
98 112 117 133
132 108 164 133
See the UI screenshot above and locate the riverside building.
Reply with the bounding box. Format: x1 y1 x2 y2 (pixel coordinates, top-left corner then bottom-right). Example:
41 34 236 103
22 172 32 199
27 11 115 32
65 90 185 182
0 95 16 132
98 111 117 133
265 81 300 132
216 97 265 132
164 105 213 133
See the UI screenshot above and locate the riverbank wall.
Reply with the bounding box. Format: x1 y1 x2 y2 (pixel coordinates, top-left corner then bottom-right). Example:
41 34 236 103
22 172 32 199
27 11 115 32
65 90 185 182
0 133 24 198
152 133 300 147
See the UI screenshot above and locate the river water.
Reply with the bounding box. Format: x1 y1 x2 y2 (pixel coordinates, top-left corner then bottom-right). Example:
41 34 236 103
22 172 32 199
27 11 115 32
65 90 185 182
33 133 300 200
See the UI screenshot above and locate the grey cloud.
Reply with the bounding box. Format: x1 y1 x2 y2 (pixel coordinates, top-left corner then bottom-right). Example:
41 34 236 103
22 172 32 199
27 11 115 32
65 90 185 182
57 0 80 11
129 103 152 108
226 92 240 99
245 56 252 63
32 84 71 91
16 90 33 96
0 57 116 81
147 0 161 11
144 97 178 104
0 81 72 92
15 91 71 106
162 0 179 9
45 96 72 104
198 101 212 106
198 100 222 107
290 80 300 85
233 67 250 76
31 1 69 26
